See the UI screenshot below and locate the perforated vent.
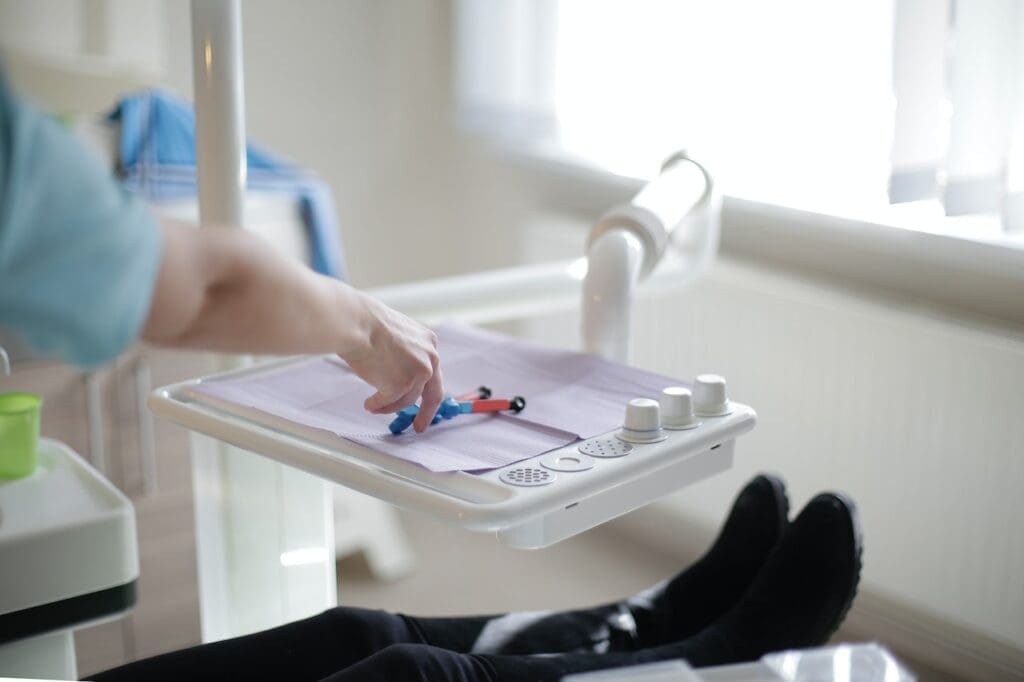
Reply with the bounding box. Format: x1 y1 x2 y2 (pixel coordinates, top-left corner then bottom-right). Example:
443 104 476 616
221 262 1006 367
579 438 633 458
500 467 555 487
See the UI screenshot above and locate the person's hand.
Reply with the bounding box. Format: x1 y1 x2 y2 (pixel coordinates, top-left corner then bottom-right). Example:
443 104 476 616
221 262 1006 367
142 221 441 431
340 292 443 432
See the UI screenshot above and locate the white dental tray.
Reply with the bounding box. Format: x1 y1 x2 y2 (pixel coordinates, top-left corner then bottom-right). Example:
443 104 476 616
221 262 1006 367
149 357 757 549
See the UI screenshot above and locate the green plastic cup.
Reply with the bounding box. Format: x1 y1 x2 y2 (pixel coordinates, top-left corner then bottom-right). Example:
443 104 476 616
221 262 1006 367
0 392 42 479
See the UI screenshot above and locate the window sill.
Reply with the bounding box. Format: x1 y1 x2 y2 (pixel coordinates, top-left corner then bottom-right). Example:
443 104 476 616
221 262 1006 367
721 197 1024 328
488 142 1024 328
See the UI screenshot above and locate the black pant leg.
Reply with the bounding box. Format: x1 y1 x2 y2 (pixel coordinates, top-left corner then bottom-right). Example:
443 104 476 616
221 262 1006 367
403 614 496 652
316 643 498 682
90 607 421 682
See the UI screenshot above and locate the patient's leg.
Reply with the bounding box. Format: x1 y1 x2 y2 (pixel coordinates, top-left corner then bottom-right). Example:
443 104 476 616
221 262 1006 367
90 606 425 682
485 491 863 679
321 491 861 682
90 475 798 681
410 474 788 656
317 643 498 682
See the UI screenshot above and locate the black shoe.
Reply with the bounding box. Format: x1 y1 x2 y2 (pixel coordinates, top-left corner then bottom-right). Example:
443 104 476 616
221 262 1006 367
489 474 790 655
671 492 863 667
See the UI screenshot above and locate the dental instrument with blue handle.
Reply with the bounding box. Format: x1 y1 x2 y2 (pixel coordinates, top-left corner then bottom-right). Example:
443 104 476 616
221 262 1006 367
389 386 526 435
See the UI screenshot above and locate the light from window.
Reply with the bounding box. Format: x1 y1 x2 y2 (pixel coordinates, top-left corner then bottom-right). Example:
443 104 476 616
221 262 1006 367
552 1 895 213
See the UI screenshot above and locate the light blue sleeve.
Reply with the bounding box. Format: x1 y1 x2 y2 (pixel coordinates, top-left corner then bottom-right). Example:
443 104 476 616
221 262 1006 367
0 82 162 367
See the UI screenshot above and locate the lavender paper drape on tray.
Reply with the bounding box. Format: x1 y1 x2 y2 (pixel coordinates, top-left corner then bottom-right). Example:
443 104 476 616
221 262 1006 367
193 324 683 472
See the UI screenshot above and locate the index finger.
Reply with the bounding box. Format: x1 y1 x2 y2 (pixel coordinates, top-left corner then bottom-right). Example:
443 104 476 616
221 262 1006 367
412 365 444 433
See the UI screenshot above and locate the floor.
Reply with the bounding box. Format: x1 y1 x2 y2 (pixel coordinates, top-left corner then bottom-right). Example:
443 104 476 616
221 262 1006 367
336 510 681 618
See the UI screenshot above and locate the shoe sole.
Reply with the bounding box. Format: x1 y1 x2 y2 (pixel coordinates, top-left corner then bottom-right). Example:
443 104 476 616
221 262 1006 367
815 491 864 643
754 472 790 540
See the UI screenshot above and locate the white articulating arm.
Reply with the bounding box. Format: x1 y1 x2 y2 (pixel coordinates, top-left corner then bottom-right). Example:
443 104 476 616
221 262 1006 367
372 153 718 363
582 152 717 362
191 0 246 228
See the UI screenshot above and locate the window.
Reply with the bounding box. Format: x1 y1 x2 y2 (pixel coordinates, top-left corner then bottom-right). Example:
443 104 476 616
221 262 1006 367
459 2 891 210
456 0 1024 242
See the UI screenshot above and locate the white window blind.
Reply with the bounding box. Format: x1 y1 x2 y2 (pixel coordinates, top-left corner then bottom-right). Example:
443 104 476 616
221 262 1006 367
892 0 1024 233
456 0 1024 237
457 1 893 213
455 0 559 141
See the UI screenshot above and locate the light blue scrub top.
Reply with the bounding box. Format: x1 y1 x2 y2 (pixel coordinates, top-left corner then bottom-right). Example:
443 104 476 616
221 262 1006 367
0 78 162 367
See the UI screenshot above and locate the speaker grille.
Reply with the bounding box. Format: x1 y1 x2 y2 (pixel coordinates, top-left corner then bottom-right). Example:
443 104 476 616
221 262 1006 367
500 467 555 487
578 438 633 458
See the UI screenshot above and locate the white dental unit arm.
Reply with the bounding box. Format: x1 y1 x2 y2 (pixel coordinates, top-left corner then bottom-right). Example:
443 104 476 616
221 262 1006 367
581 151 717 362
368 151 720 354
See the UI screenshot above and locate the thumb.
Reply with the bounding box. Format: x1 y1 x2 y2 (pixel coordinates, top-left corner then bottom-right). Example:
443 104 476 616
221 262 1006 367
364 389 394 413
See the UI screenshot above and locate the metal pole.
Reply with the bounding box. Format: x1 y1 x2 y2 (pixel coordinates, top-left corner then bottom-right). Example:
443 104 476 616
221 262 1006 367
188 0 336 642
191 0 245 228
133 358 158 495
85 371 106 474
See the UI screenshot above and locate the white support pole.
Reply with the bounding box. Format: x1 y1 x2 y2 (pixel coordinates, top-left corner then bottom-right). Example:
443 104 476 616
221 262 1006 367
191 0 245 228
581 153 716 363
189 0 336 642
581 229 645 363
370 156 717 363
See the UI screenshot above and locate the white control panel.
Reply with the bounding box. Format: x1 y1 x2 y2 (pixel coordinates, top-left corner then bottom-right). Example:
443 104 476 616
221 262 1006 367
478 374 755 548
150 361 756 549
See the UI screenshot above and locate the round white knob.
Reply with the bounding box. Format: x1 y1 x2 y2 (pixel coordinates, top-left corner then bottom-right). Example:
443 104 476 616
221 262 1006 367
624 398 660 431
617 398 667 443
693 374 732 417
660 387 700 429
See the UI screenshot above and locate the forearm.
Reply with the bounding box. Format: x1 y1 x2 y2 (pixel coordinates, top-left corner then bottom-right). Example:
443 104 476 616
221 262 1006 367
143 219 443 430
142 221 369 357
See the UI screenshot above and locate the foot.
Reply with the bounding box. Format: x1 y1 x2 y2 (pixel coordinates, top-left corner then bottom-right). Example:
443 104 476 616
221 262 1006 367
668 492 863 667
481 474 790 655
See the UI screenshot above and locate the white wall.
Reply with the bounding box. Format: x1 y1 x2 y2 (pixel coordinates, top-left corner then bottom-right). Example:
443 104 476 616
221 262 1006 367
159 0 536 288
161 0 454 286
0 0 535 287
